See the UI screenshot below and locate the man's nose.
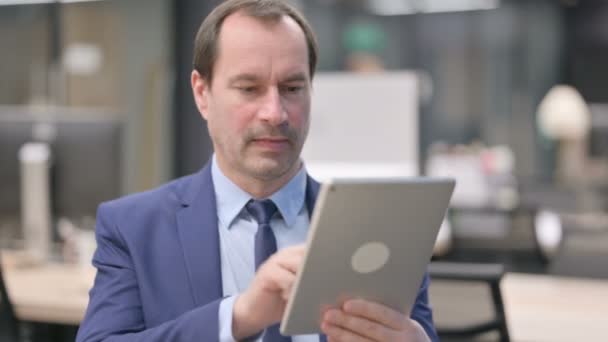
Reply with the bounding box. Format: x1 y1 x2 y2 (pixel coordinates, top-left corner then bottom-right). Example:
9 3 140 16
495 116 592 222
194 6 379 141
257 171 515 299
258 87 287 125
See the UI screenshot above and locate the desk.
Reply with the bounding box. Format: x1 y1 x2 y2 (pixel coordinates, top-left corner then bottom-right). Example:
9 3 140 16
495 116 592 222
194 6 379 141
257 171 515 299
3 251 608 340
1 251 92 325
502 273 608 342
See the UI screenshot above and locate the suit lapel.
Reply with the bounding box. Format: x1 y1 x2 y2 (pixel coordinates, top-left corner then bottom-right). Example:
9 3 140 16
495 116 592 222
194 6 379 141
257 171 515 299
305 175 321 217
176 163 223 306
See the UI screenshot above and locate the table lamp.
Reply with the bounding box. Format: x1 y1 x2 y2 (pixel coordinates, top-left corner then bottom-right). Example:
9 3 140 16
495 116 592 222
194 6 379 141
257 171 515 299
537 85 590 184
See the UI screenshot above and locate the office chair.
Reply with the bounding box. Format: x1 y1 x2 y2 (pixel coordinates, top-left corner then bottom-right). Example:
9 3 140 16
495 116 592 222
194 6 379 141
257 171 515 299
0 256 20 342
429 262 510 342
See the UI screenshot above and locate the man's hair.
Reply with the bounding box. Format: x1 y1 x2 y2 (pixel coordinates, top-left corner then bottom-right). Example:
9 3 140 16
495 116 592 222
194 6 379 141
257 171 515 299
193 0 318 84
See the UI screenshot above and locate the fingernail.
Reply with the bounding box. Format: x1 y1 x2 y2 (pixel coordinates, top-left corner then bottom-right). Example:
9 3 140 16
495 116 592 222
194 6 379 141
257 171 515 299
325 311 338 322
343 302 351 311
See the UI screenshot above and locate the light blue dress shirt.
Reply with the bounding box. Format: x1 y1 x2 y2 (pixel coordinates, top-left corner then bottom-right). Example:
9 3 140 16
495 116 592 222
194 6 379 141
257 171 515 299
212 156 319 342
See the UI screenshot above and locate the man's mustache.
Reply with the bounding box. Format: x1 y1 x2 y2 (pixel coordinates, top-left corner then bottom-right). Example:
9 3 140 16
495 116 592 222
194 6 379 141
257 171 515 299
245 125 298 144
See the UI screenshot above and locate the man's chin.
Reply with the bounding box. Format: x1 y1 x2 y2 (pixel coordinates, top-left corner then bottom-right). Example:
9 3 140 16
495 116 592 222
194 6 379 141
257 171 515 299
246 158 296 181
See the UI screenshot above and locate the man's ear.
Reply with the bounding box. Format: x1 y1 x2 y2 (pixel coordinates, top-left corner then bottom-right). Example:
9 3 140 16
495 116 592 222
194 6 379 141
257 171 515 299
191 70 210 120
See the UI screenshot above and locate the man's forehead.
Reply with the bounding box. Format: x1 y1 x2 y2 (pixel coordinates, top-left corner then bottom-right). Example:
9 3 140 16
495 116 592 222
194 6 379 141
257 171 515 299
220 11 288 38
218 10 307 49
213 11 310 81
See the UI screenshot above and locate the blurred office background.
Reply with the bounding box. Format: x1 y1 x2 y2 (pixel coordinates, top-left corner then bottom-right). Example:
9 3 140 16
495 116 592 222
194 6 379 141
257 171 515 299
1 0 608 341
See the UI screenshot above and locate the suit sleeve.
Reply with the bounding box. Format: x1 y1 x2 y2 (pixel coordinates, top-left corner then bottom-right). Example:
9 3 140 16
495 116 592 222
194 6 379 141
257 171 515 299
76 203 223 342
410 272 439 342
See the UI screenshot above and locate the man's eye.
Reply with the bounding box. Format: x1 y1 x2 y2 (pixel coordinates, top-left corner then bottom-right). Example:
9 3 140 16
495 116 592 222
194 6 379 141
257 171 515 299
283 85 303 93
239 86 257 93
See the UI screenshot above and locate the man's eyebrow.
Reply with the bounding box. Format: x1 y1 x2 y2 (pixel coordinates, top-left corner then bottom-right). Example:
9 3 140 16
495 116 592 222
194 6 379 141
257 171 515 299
228 74 260 84
227 72 309 85
282 73 308 83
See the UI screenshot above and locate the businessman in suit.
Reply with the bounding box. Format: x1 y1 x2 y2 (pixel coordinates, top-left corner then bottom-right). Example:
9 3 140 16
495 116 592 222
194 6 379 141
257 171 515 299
76 0 437 341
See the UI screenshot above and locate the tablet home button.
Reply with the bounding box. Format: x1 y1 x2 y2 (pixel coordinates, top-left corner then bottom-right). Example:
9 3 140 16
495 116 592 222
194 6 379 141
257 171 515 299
351 242 390 274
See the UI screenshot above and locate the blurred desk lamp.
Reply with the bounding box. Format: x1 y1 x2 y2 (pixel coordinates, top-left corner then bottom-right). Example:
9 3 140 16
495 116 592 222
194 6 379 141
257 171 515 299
537 85 591 184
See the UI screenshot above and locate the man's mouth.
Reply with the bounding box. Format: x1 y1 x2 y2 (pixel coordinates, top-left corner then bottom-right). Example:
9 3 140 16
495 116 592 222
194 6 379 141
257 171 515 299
251 137 291 151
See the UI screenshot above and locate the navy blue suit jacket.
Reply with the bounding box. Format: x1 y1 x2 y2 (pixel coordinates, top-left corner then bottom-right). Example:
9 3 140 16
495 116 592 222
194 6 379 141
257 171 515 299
76 163 438 341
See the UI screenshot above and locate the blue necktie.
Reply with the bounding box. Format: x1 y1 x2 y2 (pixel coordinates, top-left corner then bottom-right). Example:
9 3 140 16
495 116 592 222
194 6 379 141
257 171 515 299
246 199 292 342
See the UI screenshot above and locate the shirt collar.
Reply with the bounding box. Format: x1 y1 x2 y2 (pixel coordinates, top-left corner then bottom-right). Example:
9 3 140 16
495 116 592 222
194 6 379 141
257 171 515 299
211 154 307 229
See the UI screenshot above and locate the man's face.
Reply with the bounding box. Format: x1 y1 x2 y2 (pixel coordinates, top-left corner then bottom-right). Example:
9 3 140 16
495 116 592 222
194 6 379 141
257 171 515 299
192 12 311 183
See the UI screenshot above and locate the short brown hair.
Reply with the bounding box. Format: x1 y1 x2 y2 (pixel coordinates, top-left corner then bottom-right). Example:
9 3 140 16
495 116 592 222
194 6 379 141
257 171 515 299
193 0 318 84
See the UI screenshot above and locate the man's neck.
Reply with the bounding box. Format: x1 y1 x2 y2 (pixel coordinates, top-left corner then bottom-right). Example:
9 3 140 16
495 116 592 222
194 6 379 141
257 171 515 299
214 157 302 199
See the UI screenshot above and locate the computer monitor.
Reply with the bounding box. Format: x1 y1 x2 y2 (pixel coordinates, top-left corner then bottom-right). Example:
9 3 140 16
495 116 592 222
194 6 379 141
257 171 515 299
0 110 123 231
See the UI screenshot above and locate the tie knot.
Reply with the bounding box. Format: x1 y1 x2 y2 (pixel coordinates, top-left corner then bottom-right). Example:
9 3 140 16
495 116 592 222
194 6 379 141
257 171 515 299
246 199 278 226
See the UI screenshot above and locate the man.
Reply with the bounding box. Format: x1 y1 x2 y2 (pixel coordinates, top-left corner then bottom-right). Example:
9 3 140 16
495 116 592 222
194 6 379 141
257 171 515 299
76 1 437 341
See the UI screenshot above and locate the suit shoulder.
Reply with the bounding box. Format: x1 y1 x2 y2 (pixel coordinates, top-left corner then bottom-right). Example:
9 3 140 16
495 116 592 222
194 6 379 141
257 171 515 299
97 173 198 220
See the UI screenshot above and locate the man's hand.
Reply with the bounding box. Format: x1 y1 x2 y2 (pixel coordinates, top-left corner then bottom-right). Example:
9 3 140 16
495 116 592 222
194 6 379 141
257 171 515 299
232 244 305 340
321 299 430 342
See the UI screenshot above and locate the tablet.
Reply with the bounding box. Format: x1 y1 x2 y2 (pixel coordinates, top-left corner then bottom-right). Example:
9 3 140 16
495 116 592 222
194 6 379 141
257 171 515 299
280 177 455 335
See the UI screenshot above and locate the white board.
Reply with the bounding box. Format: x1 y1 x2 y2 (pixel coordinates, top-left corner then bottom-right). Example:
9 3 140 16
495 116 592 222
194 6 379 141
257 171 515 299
303 71 420 180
